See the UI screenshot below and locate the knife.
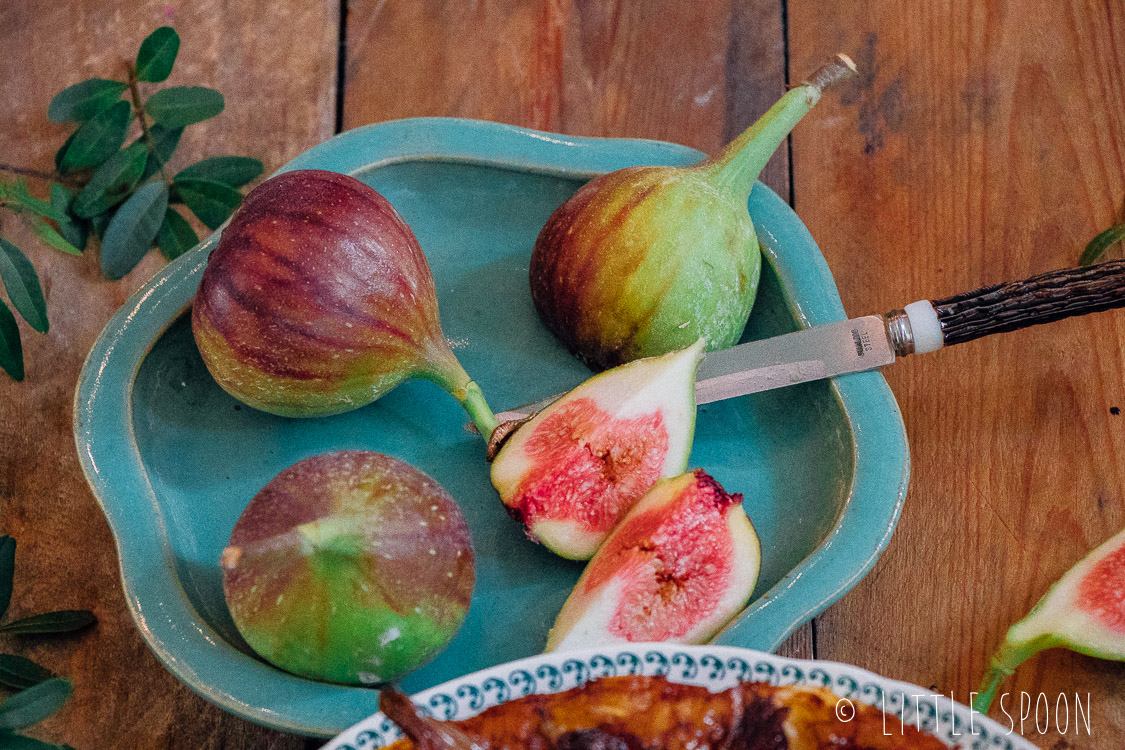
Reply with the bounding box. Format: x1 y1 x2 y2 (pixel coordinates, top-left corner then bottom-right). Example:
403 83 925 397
483 259 1125 433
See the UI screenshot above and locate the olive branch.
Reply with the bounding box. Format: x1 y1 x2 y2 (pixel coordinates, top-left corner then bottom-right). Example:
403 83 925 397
0 26 264 381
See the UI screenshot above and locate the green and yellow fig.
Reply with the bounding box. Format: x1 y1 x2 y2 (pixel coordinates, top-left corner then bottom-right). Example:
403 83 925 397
221 451 474 684
192 169 497 437
530 55 856 370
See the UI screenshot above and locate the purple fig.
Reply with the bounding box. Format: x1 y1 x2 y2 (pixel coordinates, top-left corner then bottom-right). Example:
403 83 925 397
192 169 497 436
221 451 474 685
529 55 856 370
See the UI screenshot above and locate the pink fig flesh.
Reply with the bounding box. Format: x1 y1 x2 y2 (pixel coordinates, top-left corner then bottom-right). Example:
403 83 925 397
546 469 760 651
974 525 1125 714
505 398 667 541
192 169 496 435
490 342 701 560
221 451 474 684
1076 542 1125 631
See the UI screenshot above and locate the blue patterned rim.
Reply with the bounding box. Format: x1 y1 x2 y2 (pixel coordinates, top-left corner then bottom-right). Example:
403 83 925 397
323 644 1035 750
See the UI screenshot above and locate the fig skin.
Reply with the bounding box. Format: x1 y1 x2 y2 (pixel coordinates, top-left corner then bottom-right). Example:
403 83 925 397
192 169 497 436
530 55 856 370
221 451 474 685
531 168 757 370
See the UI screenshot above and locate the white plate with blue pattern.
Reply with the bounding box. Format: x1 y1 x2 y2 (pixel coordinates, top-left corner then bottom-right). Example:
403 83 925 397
321 643 1036 750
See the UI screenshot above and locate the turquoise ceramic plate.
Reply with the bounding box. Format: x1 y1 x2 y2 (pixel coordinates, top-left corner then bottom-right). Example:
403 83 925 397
74 118 909 737
324 644 1035 750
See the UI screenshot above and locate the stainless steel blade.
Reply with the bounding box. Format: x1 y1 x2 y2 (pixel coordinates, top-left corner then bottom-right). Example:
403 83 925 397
694 315 895 402
488 315 896 424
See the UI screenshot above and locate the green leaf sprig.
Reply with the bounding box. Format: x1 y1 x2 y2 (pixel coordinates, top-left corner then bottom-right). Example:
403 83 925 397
1079 197 1125 266
0 25 265 382
1079 223 1125 266
0 536 94 749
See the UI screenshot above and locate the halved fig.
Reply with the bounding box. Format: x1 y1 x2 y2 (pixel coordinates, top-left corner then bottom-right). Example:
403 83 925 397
490 341 703 560
975 525 1125 713
545 469 760 652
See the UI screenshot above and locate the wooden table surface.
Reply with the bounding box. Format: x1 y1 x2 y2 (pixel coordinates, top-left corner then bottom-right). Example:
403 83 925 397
1 1 1123 747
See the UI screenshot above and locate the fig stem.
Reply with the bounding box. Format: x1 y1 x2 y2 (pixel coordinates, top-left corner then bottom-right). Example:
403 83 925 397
458 380 499 441
705 53 857 205
419 347 500 442
971 635 1053 714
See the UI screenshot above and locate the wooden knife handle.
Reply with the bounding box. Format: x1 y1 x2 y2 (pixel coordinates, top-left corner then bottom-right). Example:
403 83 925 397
932 259 1125 346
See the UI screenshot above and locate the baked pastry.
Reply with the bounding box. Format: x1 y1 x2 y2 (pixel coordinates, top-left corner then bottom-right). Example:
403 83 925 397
378 674 948 749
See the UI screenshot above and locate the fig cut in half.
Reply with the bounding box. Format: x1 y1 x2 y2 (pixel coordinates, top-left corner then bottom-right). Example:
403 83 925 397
974 525 1125 713
546 469 760 652
490 341 703 560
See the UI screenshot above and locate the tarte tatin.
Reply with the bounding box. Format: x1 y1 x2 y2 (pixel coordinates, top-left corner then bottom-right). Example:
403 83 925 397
378 674 949 750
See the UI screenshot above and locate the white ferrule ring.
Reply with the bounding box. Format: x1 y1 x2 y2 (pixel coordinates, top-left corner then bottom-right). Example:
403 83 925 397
904 300 944 354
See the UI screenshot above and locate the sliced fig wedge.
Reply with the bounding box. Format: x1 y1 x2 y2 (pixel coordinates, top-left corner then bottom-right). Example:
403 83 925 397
545 469 760 652
490 341 703 560
974 525 1125 713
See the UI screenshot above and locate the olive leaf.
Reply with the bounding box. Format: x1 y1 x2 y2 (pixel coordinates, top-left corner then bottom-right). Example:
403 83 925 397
100 182 169 280
135 27 179 83
6 182 65 223
88 213 111 242
0 678 71 730
24 217 80 258
145 86 224 128
48 186 86 253
175 157 263 188
0 537 13 621
0 240 48 334
0 655 52 690
47 79 126 123
0 611 95 635
139 125 183 181
57 100 131 174
53 132 76 174
156 207 198 261
0 301 23 382
173 179 241 230
72 142 148 218
1080 223 1125 266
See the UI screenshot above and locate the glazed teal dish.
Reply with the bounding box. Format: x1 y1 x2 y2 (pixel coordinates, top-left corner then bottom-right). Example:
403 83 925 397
73 118 909 737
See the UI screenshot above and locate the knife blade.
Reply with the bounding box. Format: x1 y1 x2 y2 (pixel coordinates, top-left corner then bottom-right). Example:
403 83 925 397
480 258 1125 428
490 315 895 423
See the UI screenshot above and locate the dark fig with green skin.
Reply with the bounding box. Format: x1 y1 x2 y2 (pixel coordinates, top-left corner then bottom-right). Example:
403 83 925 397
221 451 474 685
192 169 497 436
530 55 856 370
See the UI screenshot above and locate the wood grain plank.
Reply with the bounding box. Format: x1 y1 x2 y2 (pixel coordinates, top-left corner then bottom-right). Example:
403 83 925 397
0 2 336 747
344 0 810 658
344 0 789 162
788 1 1125 745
